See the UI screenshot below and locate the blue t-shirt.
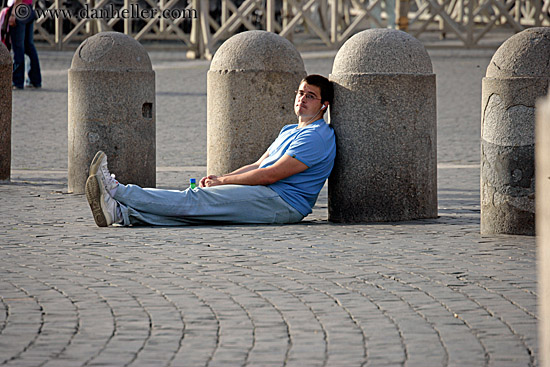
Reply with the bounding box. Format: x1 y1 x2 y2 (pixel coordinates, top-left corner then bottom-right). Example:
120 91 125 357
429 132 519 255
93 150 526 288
259 119 336 216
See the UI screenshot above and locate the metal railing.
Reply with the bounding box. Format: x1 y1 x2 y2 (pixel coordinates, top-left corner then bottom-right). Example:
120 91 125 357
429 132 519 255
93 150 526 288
32 0 550 57
410 0 550 47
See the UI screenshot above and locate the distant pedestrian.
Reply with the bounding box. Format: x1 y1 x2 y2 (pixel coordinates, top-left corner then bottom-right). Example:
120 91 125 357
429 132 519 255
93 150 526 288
8 0 41 89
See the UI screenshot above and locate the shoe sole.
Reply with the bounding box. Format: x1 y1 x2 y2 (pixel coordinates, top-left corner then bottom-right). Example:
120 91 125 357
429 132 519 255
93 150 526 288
86 151 109 227
85 175 108 227
88 151 106 177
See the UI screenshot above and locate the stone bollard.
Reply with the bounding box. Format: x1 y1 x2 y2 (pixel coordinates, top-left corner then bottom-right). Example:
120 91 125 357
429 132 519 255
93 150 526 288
328 29 437 223
536 93 550 367
481 27 550 235
68 32 156 194
207 30 306 176
0 43 12 181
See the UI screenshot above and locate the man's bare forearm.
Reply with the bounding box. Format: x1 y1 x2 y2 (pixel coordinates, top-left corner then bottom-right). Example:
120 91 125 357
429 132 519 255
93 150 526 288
221 163 260 177
218 168 275 186
207 154 308 187
199 163 261 187
200 149 271 187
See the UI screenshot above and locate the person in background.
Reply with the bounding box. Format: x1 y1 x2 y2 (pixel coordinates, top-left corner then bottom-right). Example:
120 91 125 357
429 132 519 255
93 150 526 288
8 0 41 89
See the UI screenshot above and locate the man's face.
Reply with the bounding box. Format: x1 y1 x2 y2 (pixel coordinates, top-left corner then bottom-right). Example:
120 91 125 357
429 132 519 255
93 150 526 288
294 82 324 119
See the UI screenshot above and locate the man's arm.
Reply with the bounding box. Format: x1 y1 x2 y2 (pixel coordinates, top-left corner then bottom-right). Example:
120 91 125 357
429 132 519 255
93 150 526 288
199 150 270 188
223 149 270 176
204 154 307 187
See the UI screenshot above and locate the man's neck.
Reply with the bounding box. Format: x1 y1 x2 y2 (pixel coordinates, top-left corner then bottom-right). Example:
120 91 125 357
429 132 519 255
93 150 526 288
297 113 323 129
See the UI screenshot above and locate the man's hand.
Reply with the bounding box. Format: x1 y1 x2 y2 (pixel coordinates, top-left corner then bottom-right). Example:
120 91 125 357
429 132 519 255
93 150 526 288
8 14 16 27
203 176 224 187
199 175 218 188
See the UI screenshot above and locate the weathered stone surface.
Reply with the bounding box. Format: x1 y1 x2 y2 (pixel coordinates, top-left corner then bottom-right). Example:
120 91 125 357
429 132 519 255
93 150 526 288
207 30 306 176
70 32 153 71
328 29 437 223
68 32 155 193
210 30 305 73
332 28 433 75
486 27 550 78
537 93 550 367
0 42 12 181
481 27 550 235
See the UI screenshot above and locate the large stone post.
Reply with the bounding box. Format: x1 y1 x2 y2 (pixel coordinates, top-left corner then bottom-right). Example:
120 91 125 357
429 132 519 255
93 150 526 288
481 27 550 235
0 43 12 181
328 29 437 223
537 93 550 367
207 30 306 176
68 32 156 194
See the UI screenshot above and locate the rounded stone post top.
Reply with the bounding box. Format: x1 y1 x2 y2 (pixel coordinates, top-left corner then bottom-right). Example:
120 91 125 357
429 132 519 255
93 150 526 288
0 42 11 65
332 29 433 75
210 30 304 72
70 32 152 71
486 27 550 78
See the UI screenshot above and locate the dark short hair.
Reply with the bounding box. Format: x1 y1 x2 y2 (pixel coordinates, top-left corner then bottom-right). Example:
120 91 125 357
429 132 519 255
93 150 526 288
301 74 334 105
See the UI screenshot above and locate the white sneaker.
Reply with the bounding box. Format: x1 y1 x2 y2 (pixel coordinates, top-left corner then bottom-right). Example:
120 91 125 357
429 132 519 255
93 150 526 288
85 151 120 227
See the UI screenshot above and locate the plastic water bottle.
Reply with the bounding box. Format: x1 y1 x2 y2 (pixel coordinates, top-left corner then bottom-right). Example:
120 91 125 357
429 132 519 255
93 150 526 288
189 178 196 189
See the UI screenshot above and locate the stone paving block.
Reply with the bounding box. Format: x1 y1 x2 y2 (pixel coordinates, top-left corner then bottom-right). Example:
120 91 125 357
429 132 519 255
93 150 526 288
0 48 540 367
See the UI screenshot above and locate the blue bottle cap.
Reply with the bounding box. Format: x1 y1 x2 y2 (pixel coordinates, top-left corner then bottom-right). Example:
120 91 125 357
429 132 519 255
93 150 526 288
190 178 196 183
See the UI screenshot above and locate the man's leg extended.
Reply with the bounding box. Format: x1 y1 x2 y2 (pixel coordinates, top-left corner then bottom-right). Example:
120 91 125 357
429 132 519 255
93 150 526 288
113 184 304 226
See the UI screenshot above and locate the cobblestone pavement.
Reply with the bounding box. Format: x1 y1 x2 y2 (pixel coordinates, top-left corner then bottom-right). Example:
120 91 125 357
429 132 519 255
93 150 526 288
0 46 538 366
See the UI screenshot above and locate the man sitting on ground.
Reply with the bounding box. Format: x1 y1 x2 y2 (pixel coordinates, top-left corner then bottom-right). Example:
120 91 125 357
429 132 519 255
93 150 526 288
85 74 336 227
